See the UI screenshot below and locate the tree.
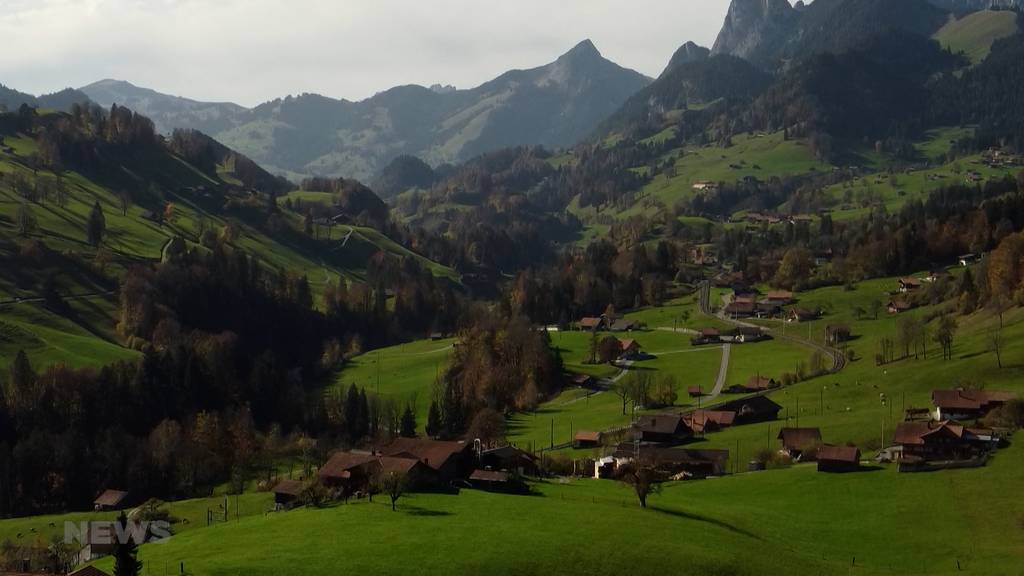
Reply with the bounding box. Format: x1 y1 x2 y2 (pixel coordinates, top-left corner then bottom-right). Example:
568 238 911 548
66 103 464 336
988 327 1005 369
399 405 417 438
868 299 882 320
372 470 408 511
112 512 142 576
598 336 621 364
467 408 506 446
773 247 814 290
87 201 106 246
425 400 441 438
616 460 661 508
934 315 958 361
15 203 37 237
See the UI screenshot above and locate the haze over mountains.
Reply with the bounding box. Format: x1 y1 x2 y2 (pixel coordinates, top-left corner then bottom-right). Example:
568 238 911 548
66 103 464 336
78 40 651 181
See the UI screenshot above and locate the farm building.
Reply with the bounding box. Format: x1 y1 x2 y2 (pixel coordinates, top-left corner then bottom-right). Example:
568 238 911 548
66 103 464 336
569 373 596 388
718 396 783 424
272 479 307 509
887 299 914 314
777 428 822 460
469 469 512 491
959 254 978 267
635 414 691 444
787 307 819 323
318 452 380 494
764 290 795 305
898 277 922 293
732 375 777 393
382 438 475 485
893 421 997 462
618 338 643 360
729 326 767 343
816 445 861 473
608 318 638 332
691 327 722 346
573 430 603 449
93 489 130 511
480 445 539 477
578 317 605 332
683 410 736 434
931 389 1016 421
611 444 730 479
724 300 756 317
756 301 783 319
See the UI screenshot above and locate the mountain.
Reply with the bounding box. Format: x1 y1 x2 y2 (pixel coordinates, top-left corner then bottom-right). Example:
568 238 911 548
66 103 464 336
712 0 951 68
81 79 247 135
0 84 90 112
661 42 711 76
928 0 1022 14
80 40 651 181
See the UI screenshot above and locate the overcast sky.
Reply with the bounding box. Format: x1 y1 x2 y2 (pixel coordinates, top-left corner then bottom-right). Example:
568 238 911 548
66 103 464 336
0 0 733 107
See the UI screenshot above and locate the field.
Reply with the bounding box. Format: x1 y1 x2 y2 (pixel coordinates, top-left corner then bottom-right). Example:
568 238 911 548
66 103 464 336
75 435 1024 576
933 9 1020 65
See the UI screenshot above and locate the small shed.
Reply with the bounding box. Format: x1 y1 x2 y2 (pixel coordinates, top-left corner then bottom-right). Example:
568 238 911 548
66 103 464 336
777 428 822 460
573 430 602 449
816 445 861 473
272 479 307 509
469 469 510 491
93 489 130 511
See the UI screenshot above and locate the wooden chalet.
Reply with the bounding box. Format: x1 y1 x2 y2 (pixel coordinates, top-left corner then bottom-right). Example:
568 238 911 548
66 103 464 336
717 395 782 424
931 389 1016 421
573 430 603 449
469 469 511 491
777 428 822 460
635 414 691 444
887 298 914 314
787 307 819 323
578 317 605 332
816 445 861 473
691 327 722 346
382 438 475 485
272 479 307 509
898 277 922 293
734 375 778 393
764 290 795 305
682 410 736 434
893 421 996 462
729 326 767 343
480 445 539 476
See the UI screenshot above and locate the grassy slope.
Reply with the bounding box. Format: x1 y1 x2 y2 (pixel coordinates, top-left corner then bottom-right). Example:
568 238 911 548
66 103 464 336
85 437 1024 576
933 10 1019 65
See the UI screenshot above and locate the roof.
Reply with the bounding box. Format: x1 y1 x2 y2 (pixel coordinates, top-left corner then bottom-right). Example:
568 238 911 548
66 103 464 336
816 445 860 463
725 301 756 314
900 277 922 287
377 456 424 475
574 430 602 443
745 376 775 390
609 319 637 331
637 414 685 435
272 479 307 497
777 428 822 449
893 421 965 446
619 338 639 351
579 317 603 328
470 469 510 483
699 327 720 337
718 395 783 416
319 452 376 479
766 290 795 301
94 489 129 508
570 373 594 385
382 438 470 471
932 389 1015 411
683 410 736 433
888 299 913 311
789 307 818 319
69 567 113 576
481 445 538 462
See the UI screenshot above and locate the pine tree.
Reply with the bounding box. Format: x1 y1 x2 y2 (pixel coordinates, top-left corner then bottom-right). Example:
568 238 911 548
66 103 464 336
87 201 106 247
399 405 417 438
112 512 142 576
425 400 441 438
344 384 360 443
357 389 370 439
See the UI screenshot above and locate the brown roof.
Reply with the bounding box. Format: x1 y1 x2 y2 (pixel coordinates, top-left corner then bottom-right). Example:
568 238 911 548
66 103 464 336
579 317 603 328
571 373 594 385
470 469 510 483
382 438 469 471
816 445 860 463
888 299 913 311
637 414 685 435
683 410 736 433
745 376 776 391
777 428 822 450
900 277 922 288
94 489 129 508
789 307 818 319
319 452 376 480
574 431 601 443
272 479 307 497
377 456 424 475
893 421 965 446
700 327 720 337
619 338 640 351
932 389 1015 411
766 290 795 301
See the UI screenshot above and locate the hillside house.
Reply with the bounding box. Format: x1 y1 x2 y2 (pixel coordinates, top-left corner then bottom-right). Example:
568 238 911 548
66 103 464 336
816 445 861 473
756 300 783 319
825 324 851 345
383 438 474 485
93 489 130 512
272 479 307 509
893 421 996 462
480 445 539 476
318 452 380 494
718 395 782 424
724 300 756 317
931 389 1016 421
618 338 643 360
926 269 950 283
787 307 819 323
635 414 691 444
898 277 922 293
729 326 767 343
682 410 736 434
887 298 914 314
691 327 722 346
730 375 777 394
469 469 511 491
777 428 822 460
764 290 795 305
578 317 605 332
608 318 638 332
573 431 602 449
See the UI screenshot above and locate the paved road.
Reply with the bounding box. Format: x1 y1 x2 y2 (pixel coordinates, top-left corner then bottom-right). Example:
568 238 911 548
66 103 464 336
708 343 732 401
0 290 116 306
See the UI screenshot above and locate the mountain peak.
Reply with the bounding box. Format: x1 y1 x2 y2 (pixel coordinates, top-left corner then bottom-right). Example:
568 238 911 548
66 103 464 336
711 0 799 64
561 39 602 61
663 41 711 76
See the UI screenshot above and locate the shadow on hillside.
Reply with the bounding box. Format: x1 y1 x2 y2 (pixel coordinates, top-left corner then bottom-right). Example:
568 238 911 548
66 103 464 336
403 505 453 517
648 505 762 540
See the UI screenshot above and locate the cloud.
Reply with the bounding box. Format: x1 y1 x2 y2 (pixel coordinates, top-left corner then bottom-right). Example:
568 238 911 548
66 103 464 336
0 0 731 106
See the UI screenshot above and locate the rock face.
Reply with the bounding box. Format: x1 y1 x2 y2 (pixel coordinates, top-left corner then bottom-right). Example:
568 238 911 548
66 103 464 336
662 42 711 76
927 0 1022 13
80 41 651 181
711 0 799 66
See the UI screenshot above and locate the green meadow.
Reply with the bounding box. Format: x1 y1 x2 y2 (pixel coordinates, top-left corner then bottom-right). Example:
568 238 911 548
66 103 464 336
933 9 1019 65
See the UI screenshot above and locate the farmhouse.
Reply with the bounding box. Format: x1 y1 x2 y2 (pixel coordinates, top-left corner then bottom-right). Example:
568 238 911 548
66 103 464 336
717 395 782 424
724 300 756 317
898 277 922 293
383 438 475 485
573 430 602 449
480 445 539 476
755 300 783 319
319 452 379 493
931 389 1016 421
469 469 511 491
735 375 777 393
926 269 950 283
729 326 767 343
825 324 852 345
893 421 996 462
635 414 691 444
612 444 730 479
683 410 736 434
618 338 643 360
93 489 130 511
816 445 861 473
691 327 721 346
764 290 795 305
608 318 638 332
579 317 605 332
787 307 819 323
777 428 822 460
272 479 307 509
887 298 914 314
